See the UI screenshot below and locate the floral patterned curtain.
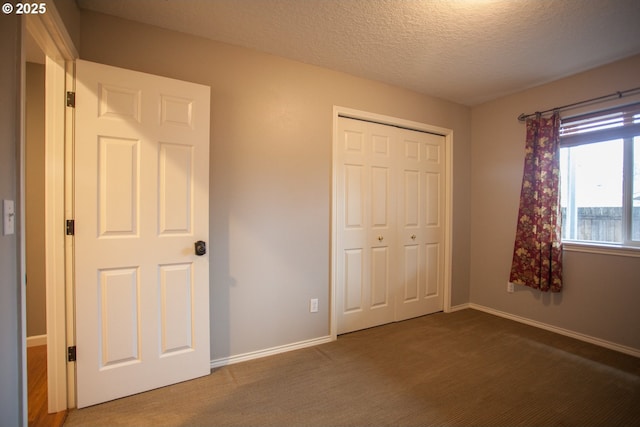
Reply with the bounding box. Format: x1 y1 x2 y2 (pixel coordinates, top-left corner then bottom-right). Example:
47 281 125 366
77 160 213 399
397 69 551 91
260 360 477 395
509 112 563 292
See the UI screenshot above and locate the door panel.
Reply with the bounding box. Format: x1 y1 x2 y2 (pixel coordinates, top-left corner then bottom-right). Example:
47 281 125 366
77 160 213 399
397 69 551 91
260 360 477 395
75 60 210 408
402 245 419 302
99 136 138 236
425 173 440 226
98 267 139 367
371 246 390 308
396 129 445 321
425 243 440 297
371 166 389 227
403 170 420 226
343 249 364 313
159 143 193 234
344 164 364 228
336 119 395 334
159 263 194 354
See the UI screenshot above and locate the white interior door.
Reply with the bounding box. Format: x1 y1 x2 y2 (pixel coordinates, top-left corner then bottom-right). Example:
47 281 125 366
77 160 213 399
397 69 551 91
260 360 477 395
74 59 211 408
336 118 396 334
395 129 445 321
335 117 445 334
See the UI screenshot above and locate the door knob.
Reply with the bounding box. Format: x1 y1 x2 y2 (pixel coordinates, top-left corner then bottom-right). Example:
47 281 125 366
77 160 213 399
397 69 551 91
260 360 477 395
377 235 384 241
194 240 207 256
411 234 416 240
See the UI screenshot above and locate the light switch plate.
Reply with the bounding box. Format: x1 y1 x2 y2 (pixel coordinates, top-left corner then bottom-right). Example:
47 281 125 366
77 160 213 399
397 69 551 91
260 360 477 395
3 200 15 235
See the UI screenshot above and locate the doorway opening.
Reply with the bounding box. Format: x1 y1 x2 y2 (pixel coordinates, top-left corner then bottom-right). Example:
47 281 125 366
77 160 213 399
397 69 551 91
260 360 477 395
24 33 66 426
21 10 78 425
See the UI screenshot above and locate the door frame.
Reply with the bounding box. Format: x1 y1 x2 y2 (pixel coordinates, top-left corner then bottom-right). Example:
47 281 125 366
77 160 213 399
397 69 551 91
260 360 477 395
21 2 78 419
330 106 453 338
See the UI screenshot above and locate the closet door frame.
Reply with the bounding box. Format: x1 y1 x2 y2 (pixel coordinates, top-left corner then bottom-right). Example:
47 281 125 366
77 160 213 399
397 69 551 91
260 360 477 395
331 106 453 338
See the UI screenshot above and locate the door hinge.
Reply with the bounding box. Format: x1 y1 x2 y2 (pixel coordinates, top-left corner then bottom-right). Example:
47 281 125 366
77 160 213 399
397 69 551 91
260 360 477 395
68 346 76 362
66 219 75 235
66 91 75 108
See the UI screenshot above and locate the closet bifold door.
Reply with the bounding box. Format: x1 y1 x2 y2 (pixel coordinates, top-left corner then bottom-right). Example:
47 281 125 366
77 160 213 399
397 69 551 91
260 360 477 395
335 117 445 335
335 118 396 334
395 128 445 321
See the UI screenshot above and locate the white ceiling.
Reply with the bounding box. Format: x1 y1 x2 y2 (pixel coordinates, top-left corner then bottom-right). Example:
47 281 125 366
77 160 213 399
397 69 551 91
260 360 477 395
76 0 640 106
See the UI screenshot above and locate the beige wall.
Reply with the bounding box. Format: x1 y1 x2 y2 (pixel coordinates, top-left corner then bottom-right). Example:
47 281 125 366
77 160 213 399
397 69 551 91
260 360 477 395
470 54 640 351
25 62 47 338
53 0 81 50
79 10 472 360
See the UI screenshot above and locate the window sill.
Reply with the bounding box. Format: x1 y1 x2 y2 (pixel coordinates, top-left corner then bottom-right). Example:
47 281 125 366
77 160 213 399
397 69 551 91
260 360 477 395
562 241 640 258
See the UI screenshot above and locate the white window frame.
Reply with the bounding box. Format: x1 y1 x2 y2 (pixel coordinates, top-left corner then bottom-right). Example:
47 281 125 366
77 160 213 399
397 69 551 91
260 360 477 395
560 102 640 257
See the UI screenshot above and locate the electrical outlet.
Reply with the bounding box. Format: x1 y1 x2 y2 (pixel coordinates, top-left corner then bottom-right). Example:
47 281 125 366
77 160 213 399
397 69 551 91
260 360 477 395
507 282 515 293
310 298 319 313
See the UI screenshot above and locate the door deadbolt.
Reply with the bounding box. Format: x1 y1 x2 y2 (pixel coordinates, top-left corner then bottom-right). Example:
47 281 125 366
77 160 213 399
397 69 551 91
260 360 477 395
194 240 207 256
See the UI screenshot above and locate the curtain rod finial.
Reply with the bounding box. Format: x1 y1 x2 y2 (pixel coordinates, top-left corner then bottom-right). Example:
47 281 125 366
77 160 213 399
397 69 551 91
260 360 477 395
517 113 526 122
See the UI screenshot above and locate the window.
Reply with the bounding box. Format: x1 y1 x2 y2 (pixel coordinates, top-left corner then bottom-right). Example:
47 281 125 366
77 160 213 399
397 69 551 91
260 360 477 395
559 103 640 247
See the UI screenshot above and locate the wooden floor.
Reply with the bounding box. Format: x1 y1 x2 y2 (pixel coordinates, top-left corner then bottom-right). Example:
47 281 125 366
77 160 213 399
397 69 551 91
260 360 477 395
27 345 67 427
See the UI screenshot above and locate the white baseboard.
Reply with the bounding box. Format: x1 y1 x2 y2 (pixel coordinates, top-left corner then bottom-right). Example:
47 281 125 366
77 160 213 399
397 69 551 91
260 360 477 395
468 303 640 358
448 303 471 312
211 303 639 369
27 334 47 348
211 335 335 369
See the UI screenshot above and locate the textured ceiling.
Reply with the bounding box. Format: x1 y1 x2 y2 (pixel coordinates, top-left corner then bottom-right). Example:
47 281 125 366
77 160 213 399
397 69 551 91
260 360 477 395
76 0 640 106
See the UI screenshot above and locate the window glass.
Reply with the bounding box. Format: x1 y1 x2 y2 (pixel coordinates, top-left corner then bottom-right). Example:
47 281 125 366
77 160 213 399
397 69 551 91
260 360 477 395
560 139 623 243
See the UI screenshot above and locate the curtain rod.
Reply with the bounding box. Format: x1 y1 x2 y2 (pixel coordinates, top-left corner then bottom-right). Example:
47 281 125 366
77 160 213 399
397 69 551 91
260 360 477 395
517 86 640 122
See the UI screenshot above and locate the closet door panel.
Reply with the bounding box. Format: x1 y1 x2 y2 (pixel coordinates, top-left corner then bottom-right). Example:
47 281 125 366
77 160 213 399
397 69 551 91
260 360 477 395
396 130 445 321
336 118 395 334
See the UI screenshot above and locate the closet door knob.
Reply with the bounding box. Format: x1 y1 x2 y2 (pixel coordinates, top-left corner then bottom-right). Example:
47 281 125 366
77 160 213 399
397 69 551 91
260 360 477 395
411 234 416 240
378 235 384 241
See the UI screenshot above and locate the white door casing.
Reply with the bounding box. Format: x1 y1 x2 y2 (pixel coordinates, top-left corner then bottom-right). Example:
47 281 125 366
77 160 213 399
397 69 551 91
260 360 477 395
335 114 449 335
74 60 211 407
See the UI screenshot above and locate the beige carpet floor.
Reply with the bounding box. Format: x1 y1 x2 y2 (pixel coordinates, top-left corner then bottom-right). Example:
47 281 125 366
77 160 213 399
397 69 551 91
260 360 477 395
64 309 640 426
